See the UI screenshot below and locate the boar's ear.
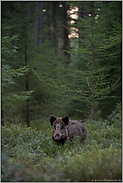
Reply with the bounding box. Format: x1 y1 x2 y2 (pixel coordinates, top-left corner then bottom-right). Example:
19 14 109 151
62 115 69 125
50 115 56 125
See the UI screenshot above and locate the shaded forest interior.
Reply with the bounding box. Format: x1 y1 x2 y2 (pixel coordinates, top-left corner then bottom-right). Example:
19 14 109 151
1 1 121 127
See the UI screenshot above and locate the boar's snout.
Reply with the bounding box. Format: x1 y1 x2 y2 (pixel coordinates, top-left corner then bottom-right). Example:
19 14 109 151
54 133 64 141
54 134 60 140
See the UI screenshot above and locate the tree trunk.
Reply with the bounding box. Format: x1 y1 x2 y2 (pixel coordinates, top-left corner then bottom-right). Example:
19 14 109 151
1 104 4 126
78 2 89 46
10 2 17 46
33 2 39 46
26 93 30 127
53 2 58 52
46 2 50 40
63 2 70 60
38 1 43 46
25 27 30 127
90 1 94 121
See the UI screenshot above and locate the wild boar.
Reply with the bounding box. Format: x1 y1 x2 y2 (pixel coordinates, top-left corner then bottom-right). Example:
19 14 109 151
50 115 87 145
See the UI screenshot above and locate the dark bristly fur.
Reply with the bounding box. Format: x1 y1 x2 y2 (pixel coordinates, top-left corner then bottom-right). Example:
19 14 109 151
50 115 87 145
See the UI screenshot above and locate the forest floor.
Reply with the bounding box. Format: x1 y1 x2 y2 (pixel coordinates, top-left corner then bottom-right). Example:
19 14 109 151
1 119 122 182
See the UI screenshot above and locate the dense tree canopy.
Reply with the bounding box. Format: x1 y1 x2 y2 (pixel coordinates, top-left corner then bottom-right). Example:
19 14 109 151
1 1 122 126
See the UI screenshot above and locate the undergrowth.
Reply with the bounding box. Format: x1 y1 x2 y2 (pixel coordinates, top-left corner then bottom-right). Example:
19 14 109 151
1 119 122 182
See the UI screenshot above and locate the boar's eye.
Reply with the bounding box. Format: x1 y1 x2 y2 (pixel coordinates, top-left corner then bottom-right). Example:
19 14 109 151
60 124 64 130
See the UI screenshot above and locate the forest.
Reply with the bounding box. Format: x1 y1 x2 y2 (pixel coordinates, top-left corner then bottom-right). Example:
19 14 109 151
1 1 122 182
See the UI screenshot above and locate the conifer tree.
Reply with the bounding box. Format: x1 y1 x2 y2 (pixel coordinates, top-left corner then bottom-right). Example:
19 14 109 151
67 1 121 120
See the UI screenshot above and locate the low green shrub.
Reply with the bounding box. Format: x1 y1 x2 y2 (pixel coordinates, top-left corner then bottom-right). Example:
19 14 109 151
1 153 24 182
1 119 122 181
41 147 121 181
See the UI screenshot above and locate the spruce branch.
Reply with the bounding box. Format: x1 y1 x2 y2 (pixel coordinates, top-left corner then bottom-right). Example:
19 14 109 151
32 68 89 94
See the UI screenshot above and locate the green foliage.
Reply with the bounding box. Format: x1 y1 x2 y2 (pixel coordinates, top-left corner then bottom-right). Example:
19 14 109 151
2 119 121 181
106 102 122 128
2 1 121 124
44 147 121 182
65 1 122 119
1 33 33 122
1 3 122 180
1 153 24 182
